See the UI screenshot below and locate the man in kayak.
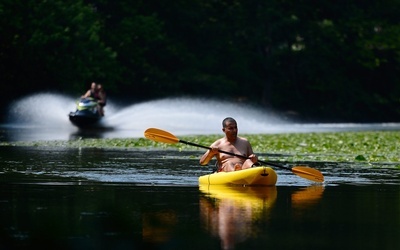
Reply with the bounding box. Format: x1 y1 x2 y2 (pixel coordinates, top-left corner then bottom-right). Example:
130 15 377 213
200 117 258 172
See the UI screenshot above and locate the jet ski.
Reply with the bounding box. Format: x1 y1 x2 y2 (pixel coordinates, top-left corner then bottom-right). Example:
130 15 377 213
69 97 102 128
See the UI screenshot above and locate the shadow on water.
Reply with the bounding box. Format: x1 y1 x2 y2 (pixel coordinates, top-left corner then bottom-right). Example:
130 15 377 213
2 92 400 142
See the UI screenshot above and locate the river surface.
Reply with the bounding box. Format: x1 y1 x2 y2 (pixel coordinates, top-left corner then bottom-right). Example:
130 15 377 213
0 94 399 249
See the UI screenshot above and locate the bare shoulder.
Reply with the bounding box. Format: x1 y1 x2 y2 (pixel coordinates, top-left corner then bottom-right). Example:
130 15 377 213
236 136 252 148
211 137 225 146
237 136 250 143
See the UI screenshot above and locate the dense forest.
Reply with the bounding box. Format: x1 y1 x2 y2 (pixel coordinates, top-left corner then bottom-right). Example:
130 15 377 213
1 0 400 122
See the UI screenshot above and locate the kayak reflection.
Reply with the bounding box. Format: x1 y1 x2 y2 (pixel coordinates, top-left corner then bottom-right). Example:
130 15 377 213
199 185 277 249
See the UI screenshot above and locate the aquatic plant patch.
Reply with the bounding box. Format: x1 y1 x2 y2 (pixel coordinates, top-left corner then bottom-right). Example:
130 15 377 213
1 131 399 168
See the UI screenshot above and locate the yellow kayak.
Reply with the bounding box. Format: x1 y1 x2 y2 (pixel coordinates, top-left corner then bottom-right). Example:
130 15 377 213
198 166 277 186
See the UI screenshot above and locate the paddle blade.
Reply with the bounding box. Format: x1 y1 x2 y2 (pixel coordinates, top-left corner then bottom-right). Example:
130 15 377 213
144 128 180 144
292 166 324 182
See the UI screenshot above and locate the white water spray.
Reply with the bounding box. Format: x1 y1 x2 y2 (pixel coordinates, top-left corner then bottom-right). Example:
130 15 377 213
103 97 289 135
4 93 290 140
4 92 400 141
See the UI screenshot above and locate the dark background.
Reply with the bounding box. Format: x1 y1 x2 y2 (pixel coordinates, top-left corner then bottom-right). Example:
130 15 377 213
1 0 399 122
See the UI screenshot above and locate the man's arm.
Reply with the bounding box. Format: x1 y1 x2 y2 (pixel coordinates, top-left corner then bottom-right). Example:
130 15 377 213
199 141 220 165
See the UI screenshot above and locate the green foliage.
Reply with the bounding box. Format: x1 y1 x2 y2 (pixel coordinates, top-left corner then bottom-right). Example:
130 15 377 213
0 0 118 96
243 131 400 165
1 0 400 121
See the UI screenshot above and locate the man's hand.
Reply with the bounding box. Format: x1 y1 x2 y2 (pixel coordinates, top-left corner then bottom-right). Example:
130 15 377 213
210 146 219 155
249 154 258 163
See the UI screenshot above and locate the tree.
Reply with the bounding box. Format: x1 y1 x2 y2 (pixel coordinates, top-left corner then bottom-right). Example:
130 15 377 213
0 0 118 106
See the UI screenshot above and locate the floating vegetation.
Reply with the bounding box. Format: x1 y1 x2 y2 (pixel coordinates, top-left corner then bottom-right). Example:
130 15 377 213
1 131 399 168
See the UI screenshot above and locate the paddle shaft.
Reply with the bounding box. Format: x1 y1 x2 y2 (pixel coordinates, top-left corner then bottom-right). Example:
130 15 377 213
179 139 292 171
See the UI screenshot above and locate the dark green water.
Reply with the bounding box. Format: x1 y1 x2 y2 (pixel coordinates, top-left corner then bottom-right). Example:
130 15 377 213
1 147 399 249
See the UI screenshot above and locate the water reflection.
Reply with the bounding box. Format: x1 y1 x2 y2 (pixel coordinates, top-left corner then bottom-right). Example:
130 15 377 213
0 180 398 249
199 185 277 249
291 185 325 208
142 210 177 246
68 126 115 140
199 185 325 249
290 185 325 220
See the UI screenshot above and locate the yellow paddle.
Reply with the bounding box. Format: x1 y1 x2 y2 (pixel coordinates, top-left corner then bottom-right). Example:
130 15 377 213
144 128 324 183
